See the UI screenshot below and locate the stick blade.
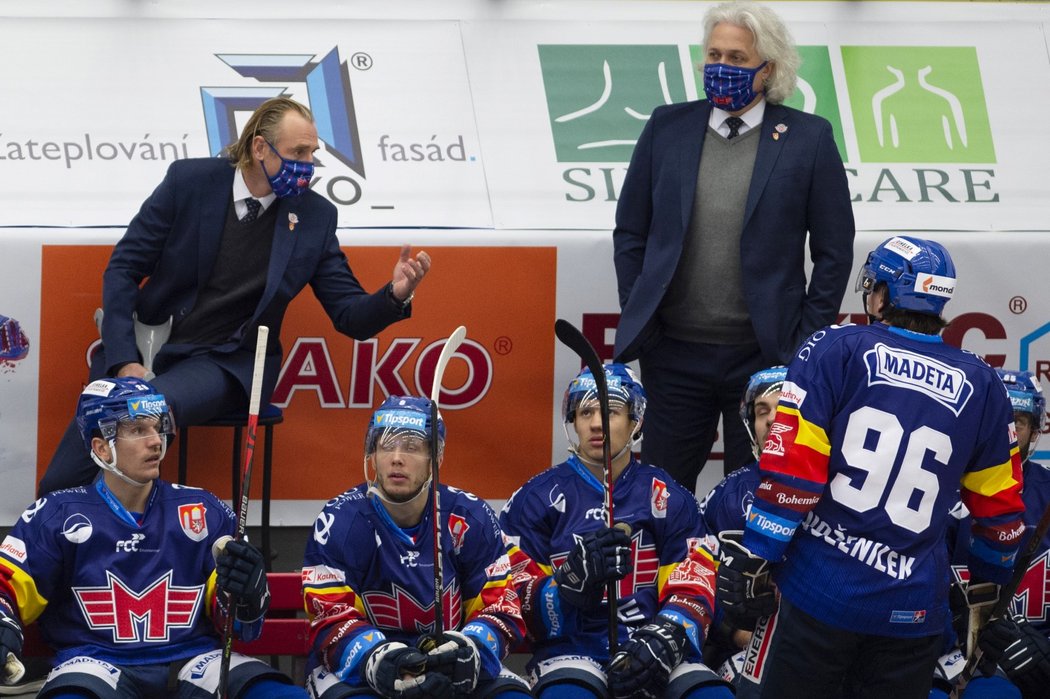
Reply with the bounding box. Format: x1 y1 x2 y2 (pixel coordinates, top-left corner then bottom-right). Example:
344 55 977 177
430 326 467 404
554 319 608 403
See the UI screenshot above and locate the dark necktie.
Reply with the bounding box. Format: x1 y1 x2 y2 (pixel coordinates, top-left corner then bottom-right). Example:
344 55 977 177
725 116 745 140
244 197 262 223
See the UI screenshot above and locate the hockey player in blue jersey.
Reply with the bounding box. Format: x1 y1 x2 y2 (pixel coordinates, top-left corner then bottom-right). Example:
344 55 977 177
696 366 785 676
717 236 1026 699
932 370 1048 699
499 364 732 699
302 396 530 699
0 377 305 698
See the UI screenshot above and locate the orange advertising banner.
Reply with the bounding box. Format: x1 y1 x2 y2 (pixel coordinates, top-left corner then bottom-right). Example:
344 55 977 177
37 245 557 503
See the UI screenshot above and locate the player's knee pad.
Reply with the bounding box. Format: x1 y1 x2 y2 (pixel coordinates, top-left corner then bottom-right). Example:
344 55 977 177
667 661 734 699
306 666 378 699
38 657 126 699
477 667 532 698
962 674 1021 699
530 654 604 698
176 649 293 699
241 677 309 698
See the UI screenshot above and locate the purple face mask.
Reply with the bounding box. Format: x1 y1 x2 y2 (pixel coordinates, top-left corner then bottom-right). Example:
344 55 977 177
703 61 768 112
261 141 314 198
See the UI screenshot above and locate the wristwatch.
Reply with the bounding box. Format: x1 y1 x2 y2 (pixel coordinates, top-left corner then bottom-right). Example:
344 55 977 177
387 283 413 310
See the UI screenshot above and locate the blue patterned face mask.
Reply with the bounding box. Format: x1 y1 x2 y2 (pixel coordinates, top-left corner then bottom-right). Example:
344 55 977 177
261 141 314 198
703 61 768 112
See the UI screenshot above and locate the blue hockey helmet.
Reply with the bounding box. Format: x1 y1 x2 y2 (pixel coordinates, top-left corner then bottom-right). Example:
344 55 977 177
997 369 1046 432
365 395 445 457
739 366 788 460
855 236 957 316
562 363 646 425
76 377 174 451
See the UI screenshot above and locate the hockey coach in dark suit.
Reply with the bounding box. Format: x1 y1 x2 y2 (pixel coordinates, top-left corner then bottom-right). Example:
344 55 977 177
40 97 431 494
613 1 855 491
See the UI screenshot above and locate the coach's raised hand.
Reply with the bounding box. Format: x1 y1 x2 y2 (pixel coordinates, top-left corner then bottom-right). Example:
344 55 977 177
390 245 431 306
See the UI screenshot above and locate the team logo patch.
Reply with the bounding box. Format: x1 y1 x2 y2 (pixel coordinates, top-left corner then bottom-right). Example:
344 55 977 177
650 477 669 518
763 422 793 456
448 513 470 552
60 514 93 544
177 503 208 542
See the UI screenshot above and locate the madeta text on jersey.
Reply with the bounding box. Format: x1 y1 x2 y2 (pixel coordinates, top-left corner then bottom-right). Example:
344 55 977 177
801 511 916 581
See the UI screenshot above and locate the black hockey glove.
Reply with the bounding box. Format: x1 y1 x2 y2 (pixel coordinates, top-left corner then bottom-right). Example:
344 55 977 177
991 616 1050 695
215 539 270 622
607 618 689 699
553 526 631 610
716 531 776 629
0 600 24 684
365 641 452 699
419 630 480 695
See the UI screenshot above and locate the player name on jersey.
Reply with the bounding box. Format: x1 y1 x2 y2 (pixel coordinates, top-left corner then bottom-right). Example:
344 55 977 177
801 511 916 581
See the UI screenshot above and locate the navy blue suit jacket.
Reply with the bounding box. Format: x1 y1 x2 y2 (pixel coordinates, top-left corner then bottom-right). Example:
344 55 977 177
99 157 405 401
613 100 855 364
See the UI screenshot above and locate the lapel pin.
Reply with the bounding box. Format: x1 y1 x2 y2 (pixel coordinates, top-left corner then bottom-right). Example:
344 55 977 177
772 133 779 140
775 123 788 133
288 212 299 231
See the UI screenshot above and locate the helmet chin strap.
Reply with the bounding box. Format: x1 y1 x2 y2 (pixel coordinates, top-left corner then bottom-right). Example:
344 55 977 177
91 439 157 488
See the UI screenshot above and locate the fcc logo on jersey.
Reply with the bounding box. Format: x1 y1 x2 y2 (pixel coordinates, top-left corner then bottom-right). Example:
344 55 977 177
177 503 208 542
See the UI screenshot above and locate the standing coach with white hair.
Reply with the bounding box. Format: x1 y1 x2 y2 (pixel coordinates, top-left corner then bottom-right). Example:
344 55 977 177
613 1 855 491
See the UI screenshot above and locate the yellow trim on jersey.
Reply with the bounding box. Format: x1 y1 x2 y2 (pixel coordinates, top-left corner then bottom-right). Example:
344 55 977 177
962 456 1019 496
780 407 832 456
463 575 514 620
0 560 47 625
656 562 676 596
303 585 367 621
205 570 218 619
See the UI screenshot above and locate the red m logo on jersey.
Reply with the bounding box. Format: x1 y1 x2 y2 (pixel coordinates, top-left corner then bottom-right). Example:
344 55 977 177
74 571 204 643
363 582 462 634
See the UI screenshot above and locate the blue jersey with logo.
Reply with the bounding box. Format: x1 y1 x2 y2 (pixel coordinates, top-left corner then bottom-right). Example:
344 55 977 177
302 484 524 686
699 462 760 537
499 456 717 670
0 480 254 665
743 322 1024 638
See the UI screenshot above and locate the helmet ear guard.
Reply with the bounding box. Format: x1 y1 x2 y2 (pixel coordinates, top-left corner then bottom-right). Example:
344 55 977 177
856 236 957 317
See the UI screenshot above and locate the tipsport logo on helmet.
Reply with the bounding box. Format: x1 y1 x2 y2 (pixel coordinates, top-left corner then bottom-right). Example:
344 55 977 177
541 43 998 204
200 48 365 205
127 395 167 417
373 410 427 430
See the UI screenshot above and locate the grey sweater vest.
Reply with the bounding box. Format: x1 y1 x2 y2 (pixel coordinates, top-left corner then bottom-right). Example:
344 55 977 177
660 125 760 345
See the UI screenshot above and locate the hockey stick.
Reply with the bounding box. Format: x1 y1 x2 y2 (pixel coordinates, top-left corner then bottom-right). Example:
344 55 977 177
428 326 467 639
955 501 1050 695
217 325 269 699
553 319 621 656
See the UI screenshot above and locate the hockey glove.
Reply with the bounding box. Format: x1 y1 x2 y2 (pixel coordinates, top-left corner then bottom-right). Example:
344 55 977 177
607 618 689 699
716 531 776 629
553 526 631 610
990 616 1050 695
215 539 270 622
418 630 480 695
365 641 452 699
0 600 24 685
